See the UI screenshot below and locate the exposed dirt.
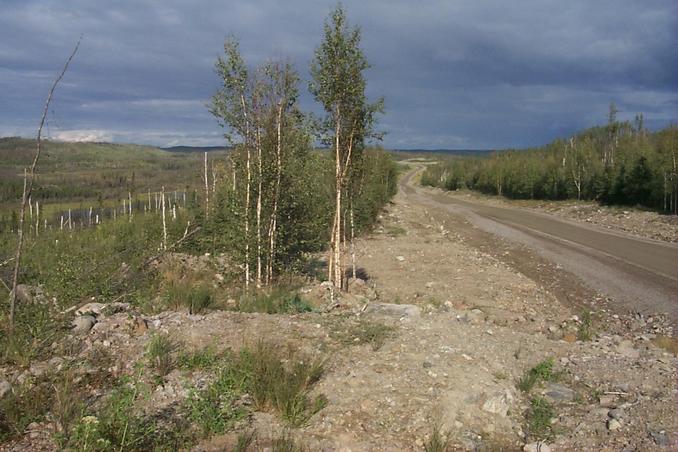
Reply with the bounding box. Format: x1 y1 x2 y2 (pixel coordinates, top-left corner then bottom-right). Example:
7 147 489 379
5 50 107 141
2 183 677 451
441 189 678 244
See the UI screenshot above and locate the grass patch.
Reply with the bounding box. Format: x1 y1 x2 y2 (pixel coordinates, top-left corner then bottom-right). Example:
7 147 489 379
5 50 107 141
187 341 326 434
146 333 181 380
385 225 407 237
236 289 314 314
577 310 594 341
65 378 194 451
333 319 395 351
424 423 451 452
525 396 555 440
517 358 558 393
271 431 306 451
163 281 215 314
178 345 224 371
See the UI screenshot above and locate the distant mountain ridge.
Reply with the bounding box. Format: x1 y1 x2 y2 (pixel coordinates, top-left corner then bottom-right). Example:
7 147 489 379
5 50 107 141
161 145 229 153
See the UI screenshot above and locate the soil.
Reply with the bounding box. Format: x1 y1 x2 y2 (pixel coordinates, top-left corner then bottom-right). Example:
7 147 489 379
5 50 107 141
2 180 677 451
442 189 678 244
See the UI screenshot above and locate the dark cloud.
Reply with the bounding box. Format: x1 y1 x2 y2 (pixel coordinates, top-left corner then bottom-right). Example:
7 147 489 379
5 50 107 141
1 0 676 149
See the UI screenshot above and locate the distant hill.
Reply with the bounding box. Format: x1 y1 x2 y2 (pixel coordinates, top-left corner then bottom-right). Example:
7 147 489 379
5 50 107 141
162 145 229 153
391 149 493 156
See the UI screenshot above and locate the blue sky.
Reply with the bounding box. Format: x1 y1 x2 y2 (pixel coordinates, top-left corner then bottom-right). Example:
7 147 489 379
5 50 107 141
1 0 676 149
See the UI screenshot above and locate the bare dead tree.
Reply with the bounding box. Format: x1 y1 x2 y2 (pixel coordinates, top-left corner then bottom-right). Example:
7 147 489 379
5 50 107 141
7 37 81 333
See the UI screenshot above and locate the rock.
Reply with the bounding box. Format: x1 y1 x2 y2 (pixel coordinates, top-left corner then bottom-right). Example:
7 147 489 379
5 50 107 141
0 379 11 399
649 429 669 446
616 340 640 359
365 303 420 320
103 302 131 315
598 394 616 408
562 333 577 343
132 317 149 335
607 418 622 431
395 255 405 262
544 383 575 402
76 302 106 317
482 390 513 417
72 315 97 334
523 441 552 452
608 408 624 420
460 309 485 324
15 284 37 303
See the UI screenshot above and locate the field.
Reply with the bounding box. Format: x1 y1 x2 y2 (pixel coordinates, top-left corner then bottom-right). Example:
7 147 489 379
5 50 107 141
0 138 226 232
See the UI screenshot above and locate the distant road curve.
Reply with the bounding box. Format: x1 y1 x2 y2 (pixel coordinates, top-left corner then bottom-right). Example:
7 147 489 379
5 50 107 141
401 167 678 320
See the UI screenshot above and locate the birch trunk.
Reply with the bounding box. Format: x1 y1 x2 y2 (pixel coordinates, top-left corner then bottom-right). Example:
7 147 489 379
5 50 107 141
161 186 167 250
204 152 209 219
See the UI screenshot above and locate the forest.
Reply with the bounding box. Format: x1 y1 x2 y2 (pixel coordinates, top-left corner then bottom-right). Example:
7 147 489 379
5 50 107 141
422 109 678 214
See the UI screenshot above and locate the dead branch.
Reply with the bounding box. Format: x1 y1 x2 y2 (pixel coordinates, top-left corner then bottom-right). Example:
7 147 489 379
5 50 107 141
7 36 81 333
142 226 202 268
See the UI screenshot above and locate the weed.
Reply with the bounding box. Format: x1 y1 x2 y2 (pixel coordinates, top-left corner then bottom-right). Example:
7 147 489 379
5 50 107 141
338 320 395 351
66 378 193 451
51 371 84 441
385 225 407 236
577 310 594 341
234 430 257 452
146 334 181 379
239 341 325 426
0 375 53 442
164 281 215 314
237 289 313 314
178 345 223 371
525 397 555 440
424 423 450 452
517 358 558 393
271 431 305 452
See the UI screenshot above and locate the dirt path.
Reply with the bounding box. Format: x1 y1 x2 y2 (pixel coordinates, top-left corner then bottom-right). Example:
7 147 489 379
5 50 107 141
400 167 678 324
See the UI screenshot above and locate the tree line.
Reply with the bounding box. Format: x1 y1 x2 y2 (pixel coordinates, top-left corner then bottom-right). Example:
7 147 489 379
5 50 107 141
422 106 678 213
190 5 394 289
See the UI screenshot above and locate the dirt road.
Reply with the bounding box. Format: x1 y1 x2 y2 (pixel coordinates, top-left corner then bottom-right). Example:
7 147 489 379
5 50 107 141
401 167 678 322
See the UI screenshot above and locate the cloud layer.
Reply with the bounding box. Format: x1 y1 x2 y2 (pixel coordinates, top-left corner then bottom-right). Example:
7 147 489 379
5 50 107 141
1 0 676 149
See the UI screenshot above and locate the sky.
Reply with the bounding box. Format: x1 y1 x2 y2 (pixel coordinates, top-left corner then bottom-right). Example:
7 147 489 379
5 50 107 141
1 0 676 150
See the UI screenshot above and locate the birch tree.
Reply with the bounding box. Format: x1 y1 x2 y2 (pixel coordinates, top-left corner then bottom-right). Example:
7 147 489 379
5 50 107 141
210 38 253 288
310 5 381 288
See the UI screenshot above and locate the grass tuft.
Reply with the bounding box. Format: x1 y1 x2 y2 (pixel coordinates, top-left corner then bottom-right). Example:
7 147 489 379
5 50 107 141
525 396 555 440
517 358 558 393
146 333 181 379
424 423 451 452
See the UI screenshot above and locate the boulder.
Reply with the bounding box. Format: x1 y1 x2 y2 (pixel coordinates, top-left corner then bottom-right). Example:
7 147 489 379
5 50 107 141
0 379 11 399
523 442 551 452
72 315 97 334
76 302 106 317
482 390 513 417
544 383 575 402
364 303 420 320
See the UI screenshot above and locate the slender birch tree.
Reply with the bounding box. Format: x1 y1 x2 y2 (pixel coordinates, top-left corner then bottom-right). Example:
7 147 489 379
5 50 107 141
310 5 381 288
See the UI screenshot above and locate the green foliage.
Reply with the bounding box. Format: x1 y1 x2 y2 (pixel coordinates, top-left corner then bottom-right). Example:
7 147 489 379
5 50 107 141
65 379 194 451
333 319 395 351
0 375 54 442
422 124 678 212
271 431 306 452
236 289 314 314
163 281 215 314
187 342 326 433
517 358 558 393
238 341 326 426
424 423 451 452
525 397 555 440
178 345 223 371
577 310 594 341
146 334 181 379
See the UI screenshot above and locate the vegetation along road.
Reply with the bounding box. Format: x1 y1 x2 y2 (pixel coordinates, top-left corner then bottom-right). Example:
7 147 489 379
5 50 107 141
403 166 678 322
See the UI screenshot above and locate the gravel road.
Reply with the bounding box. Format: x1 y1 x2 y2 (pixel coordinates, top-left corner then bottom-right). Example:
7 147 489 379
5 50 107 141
403 167 678 322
